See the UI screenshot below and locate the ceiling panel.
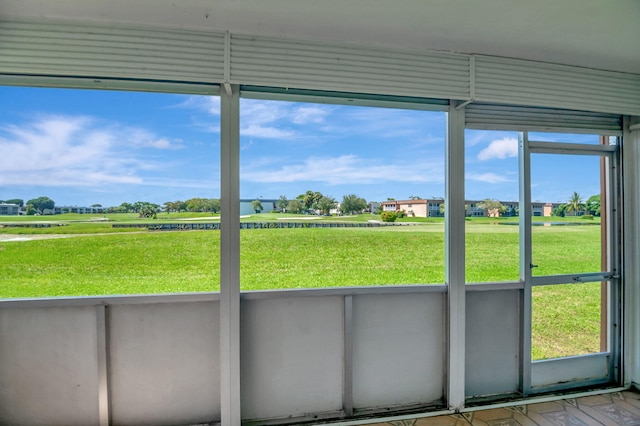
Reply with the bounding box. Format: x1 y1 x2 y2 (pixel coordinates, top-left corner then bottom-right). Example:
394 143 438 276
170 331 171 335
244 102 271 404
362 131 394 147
1 0 639 75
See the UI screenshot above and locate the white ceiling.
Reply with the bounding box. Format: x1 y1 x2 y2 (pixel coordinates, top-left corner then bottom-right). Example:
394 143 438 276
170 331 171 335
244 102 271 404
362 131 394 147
2 0 639 75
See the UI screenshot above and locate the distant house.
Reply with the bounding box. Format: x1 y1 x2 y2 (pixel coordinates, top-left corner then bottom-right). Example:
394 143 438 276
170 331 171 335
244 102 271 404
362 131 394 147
52 206 106 214
0 203 20 215
381 199 443 218
384 198 560 218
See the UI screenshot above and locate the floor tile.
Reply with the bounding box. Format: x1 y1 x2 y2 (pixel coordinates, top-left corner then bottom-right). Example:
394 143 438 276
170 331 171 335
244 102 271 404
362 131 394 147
349 391 640 426
414 414 470 425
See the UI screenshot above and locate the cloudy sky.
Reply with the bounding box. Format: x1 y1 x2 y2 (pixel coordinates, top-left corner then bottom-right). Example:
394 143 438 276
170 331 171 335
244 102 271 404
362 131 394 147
0 86 602 208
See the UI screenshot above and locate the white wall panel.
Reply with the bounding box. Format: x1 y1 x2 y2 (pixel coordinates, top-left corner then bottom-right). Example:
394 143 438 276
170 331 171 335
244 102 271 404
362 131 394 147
465 290 520 398
241 297 344 421
0 20 224 84
531 353 609 390
0 306 99 426
474 55 640 116
230 35 470 100
352 293 445 409
109 302 220 426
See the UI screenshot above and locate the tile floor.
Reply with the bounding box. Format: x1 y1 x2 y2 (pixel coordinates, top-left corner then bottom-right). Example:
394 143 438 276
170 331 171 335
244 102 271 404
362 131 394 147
364 391 640 425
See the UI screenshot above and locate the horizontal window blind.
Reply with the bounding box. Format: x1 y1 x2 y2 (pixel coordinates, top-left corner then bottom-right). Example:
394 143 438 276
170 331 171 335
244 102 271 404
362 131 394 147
230 35 470 100
0 20 224 88
474 55 640 117
1 19 639 117
466 102 623 135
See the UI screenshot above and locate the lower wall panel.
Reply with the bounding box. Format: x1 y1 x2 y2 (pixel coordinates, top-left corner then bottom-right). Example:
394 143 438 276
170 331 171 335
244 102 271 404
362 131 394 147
109 302 221 426
531 353 610 391
466 290 520 398
0 285 613 425
241 296 344 420
0 306 100 426
352 293 445 409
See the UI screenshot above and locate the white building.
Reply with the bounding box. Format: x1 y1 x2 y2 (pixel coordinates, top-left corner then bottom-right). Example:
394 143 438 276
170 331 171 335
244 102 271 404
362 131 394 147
0 203 20 215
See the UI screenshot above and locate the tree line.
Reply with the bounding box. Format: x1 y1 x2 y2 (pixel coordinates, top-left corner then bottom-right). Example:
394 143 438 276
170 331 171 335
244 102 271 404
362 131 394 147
250 191 368 215
2 191 601 218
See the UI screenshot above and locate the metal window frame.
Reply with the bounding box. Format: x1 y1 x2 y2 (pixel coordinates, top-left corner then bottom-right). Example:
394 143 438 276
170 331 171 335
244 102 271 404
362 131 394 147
0 70 629 424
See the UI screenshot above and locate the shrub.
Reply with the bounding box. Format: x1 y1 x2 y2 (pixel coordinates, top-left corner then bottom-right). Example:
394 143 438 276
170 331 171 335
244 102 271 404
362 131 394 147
581 214 594 220
396 210 407 219
380 211 397 222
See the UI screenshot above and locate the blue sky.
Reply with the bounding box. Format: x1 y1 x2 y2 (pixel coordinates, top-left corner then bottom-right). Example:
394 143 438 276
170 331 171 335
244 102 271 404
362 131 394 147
0 86 603 208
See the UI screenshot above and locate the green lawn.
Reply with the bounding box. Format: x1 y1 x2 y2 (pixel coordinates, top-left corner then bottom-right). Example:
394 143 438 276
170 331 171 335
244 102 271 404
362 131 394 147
0 214 605 359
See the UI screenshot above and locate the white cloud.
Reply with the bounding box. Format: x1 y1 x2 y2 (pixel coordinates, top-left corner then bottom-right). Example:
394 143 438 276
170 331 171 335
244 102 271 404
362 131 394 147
477 137 518 161
292 106 331 124
0 115 181 187
241 124 296 139
242 155 444 185
126 128 185 150
467 172 515 184
174 96 220 116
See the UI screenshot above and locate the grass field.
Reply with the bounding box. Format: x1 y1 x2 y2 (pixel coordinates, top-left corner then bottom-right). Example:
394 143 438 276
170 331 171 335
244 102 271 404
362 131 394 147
0 213 605 359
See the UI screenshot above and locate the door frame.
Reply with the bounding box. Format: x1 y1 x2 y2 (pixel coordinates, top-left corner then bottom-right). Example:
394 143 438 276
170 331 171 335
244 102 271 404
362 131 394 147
518 131 621 395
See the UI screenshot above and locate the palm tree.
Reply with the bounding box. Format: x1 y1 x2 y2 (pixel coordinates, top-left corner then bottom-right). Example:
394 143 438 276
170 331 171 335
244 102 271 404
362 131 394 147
565 192 585 216
251 199 263 214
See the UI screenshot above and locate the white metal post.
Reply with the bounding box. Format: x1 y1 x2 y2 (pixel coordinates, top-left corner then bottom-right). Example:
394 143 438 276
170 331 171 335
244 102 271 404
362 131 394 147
623 116 640 388
220 84 241 425
518 132 532 395
446 101 466 410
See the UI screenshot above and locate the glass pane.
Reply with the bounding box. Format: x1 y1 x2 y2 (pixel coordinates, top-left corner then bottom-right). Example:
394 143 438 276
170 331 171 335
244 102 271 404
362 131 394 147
532 282 604 360
0 87 221 297
530 154 605 276
464 130 519 283
239 99 446 290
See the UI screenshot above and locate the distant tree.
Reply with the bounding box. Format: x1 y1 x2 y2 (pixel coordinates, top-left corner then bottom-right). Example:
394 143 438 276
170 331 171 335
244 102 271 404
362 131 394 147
386 197 395 201
163 201 176 213
409 195 422 200
286 199 304 214
207 198 221 213
340 194 367 215
132 201 146 212
586 194 601 216
107 205 126 213
186 198 206 212
120 202 134 213
138 204 157 219
276 195 288 212
5 198 24 207
552 204 567 217
380 211 397 222
91 204 102 208
251 199 263 214
26 196 55 214
317 196 337 215
301 190 323 211
25 204 36 215
439 203 445 215
565 192 585 216
477 199 506 217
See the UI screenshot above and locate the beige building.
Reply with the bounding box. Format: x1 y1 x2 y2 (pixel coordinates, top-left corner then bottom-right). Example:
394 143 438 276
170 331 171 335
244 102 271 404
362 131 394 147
382 199 444 217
